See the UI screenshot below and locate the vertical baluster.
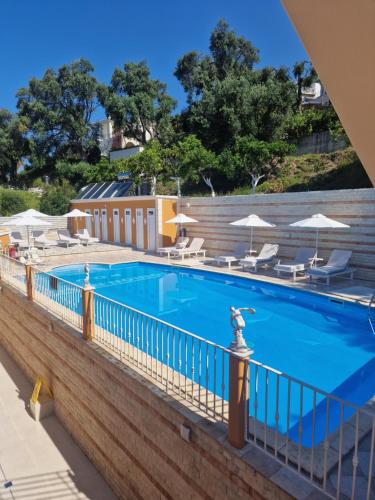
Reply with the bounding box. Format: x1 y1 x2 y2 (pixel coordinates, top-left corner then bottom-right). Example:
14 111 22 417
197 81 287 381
205 343 209 414
166 326 170 391
213 346 217 418
191 338 195 403
178 331 182 396
145 317 149 374
366 417 375 500
274 373 280 457
310 390 317 481
254 364 259 443
172 328 175 390
184 334 188 398
156 321 160 381
221 349 225 421
264 368 269 450
297 383 304 473
285 377 291 465
351 411 360 499
336 402 345 499
198 340 202 408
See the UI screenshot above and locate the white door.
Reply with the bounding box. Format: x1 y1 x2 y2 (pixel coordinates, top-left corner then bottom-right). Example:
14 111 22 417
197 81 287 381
101 209 108 241
85 209 92 236
136 208 144 249
125 209 132 246
113 209 120 243
147 208 156 251
94 209 100 239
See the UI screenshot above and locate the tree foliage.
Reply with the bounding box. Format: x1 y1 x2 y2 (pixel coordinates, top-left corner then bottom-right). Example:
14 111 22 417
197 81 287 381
16 59 100 175
99 62 176 146
175 20 297 152
39 181 76 215
0 188 39 216
0 110 28 184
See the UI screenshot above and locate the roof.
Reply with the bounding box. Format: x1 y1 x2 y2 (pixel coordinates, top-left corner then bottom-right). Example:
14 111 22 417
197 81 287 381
77 181 134 200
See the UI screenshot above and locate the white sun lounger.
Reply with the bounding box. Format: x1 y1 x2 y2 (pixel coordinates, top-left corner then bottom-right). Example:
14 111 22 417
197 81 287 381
10 231 29 248
240 244 279 272
213 242 250 268
76 228 99 246
32 231 57 250
158 237 189 258
169 238 206 260
306 249 355 285
57 229 80 247
274 247 317 281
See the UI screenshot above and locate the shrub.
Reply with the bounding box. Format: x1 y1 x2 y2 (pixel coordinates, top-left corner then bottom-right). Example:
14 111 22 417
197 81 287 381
39 181 76 215
0 188 39 216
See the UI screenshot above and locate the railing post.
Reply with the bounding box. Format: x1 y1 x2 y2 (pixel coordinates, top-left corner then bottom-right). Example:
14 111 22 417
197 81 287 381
228 306 255 449
82 263 95 340
25 263 33 301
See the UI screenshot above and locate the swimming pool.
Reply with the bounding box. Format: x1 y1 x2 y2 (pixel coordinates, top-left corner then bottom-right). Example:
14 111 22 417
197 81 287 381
48 261 375 445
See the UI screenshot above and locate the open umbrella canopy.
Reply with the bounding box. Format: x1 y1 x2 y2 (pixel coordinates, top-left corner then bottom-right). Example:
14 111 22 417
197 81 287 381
289 213 350 229
2 216 51 227
63 209 92 218
289 213 350 257
10 208 49 218
230 214 275 253
230 214 275 228
166 213 198 224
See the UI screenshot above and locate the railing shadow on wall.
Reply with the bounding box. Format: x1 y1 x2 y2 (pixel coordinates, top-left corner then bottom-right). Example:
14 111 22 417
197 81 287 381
0 251 374 500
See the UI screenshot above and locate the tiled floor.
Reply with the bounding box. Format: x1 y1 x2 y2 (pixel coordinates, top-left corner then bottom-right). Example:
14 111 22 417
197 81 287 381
37 243 375 305
0 345 117 500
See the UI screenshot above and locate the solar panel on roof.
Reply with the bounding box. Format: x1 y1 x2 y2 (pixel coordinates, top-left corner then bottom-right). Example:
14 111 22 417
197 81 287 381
76 181 138 200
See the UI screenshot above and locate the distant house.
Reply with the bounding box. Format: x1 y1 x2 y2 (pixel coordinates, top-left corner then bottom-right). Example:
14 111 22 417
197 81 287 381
301 82 330 107
97 118 150 162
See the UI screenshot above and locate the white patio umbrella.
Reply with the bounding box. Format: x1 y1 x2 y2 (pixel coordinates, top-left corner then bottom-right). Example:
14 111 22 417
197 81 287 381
2 215 51 248
63 208 92 235
166 213 198 237
289 213 350 257
10 208 49 218
230 214 275 253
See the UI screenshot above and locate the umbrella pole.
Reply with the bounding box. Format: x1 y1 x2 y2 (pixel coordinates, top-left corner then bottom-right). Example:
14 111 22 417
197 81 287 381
250 227 253 253
316 229 319 259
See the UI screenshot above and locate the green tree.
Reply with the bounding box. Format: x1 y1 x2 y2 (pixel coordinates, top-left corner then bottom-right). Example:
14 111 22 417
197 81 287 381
174 135 219 197
99 62 176 146
292 60 318 107
0 110 28 185
16 59 100 176
175 20 297 152
39 181 76 215
0 188 39 216
234 138 291 192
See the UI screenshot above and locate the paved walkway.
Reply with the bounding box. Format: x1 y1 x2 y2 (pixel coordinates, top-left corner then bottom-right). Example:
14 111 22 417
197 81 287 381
38 244 375 305
0 345 117 500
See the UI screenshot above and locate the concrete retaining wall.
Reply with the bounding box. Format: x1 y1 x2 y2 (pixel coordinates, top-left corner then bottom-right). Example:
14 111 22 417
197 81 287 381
181 188 375 281
0 284 295 500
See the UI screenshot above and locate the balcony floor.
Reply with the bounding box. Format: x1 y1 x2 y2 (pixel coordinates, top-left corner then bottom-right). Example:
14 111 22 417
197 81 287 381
0 344 117 500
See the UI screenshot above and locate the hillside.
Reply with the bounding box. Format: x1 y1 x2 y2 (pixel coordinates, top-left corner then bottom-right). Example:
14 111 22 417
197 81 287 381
230 147 372 195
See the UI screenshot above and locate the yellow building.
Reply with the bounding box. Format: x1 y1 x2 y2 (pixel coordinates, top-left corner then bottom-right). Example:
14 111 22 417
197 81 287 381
70 181 178 250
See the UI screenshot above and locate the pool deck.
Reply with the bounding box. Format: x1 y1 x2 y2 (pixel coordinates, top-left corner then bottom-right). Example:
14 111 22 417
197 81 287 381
37 242 375 306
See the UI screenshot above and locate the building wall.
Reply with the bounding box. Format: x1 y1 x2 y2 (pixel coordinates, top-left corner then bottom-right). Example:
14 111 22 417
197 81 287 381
0 232 10 248
181 188 375 281
0 284 293 500
71 197 177 250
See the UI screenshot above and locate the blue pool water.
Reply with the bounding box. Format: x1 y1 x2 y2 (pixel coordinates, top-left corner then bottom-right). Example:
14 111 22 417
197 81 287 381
49 262 375 445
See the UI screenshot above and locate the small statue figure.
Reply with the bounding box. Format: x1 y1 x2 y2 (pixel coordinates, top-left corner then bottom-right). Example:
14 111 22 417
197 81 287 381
83 263 90 287
230 306 256 352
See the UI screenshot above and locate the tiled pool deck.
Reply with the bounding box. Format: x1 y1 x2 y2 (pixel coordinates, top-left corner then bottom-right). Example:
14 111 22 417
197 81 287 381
38 242 375 305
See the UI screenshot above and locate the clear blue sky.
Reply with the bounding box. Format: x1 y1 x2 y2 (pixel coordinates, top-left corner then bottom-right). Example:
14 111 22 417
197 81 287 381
0 0 307 117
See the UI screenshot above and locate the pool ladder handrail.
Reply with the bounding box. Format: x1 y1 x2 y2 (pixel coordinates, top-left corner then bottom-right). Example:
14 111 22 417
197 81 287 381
368 292 375 334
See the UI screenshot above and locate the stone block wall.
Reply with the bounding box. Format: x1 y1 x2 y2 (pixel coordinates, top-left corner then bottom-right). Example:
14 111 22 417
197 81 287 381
181 188 375 281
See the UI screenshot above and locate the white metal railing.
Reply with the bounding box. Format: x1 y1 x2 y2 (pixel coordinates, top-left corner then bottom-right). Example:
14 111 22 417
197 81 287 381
0 253 27 295
247 358 375 500
32 268 83 330
93 292 230 422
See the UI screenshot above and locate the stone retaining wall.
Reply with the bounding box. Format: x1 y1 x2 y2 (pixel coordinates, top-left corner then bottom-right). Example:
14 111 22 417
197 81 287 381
181 188 375 281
